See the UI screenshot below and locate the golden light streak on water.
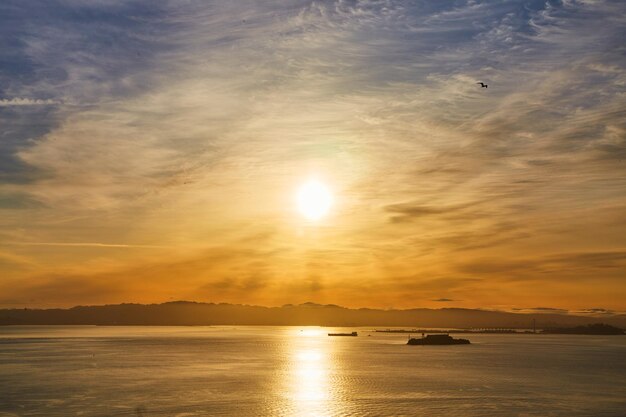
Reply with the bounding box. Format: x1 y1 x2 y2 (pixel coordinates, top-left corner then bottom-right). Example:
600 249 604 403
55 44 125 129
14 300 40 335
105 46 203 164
286 328 333 416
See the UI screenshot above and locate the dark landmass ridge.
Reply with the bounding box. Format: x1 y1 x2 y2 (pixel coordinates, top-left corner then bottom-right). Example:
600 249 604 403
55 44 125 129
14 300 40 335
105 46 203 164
2 301 626 328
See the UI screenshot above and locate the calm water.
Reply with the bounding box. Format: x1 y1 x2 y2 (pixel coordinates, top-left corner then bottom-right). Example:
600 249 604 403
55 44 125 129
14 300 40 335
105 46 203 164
1 326 625 417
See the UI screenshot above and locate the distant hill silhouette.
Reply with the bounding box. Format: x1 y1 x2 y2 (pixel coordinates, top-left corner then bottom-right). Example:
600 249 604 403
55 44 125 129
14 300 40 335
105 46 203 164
2 301 626 328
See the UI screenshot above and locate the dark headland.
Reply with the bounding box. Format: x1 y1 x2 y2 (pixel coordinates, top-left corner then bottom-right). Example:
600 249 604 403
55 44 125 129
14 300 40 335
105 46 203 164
1 301 625 329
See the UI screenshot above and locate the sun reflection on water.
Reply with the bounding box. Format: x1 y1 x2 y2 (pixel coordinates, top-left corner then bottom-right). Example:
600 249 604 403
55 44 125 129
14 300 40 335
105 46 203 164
287 328 332 416
294 350 327 403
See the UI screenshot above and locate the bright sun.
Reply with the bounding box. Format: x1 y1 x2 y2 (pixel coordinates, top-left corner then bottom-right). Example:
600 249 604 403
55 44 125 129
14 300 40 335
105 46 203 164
296 180 333 221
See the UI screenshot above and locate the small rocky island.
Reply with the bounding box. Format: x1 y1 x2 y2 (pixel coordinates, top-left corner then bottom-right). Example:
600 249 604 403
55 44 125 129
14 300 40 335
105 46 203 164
407 334 470 345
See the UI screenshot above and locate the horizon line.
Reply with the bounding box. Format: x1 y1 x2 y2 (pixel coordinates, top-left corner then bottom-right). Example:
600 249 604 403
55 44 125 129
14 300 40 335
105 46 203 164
1 300 623 316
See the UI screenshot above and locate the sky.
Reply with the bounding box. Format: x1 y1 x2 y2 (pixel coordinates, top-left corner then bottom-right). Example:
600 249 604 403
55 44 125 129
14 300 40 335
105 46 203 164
0 0 624 312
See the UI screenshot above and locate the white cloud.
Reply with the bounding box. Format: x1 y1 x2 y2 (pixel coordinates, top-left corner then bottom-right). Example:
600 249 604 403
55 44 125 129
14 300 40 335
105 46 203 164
0 98 58 106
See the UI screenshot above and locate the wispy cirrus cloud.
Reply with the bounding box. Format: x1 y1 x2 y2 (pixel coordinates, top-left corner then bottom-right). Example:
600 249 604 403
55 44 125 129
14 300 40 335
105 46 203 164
0 98 58 106
1 242 170 248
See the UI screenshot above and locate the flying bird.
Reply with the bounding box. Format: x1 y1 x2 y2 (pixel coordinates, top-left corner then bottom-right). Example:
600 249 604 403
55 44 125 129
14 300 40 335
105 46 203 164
477 82 488 88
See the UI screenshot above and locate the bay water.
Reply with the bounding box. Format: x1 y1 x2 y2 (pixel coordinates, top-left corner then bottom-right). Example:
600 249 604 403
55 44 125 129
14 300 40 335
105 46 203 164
1 326 625 416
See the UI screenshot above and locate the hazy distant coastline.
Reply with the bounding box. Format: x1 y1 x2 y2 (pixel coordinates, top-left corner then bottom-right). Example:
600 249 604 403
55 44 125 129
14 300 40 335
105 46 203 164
2 301 625 328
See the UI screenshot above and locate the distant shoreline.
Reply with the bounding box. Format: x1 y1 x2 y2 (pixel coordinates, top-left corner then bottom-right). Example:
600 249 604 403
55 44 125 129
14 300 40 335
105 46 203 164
2 324 624 337
2 301 625 328
376 324 625 335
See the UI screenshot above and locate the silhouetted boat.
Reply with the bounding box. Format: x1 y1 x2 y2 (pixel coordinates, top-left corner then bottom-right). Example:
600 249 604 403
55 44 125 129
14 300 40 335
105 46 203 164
407 334 470 345
328 331 358 337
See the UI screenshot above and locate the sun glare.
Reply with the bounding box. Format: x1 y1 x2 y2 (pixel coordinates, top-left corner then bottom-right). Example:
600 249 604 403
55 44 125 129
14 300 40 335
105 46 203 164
296 180 333 221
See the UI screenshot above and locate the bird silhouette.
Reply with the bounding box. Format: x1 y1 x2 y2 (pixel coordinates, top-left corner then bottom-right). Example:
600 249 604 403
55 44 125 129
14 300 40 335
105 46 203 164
477 82 488 88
